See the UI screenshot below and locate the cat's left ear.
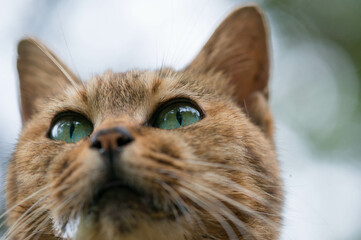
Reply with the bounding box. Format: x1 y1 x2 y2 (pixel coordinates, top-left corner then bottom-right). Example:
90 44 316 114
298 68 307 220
17 38 81 124
187 5 273 137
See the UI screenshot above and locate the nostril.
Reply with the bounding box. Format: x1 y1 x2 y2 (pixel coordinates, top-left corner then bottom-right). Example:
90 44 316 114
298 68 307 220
116 135 133 147
90 139 102 150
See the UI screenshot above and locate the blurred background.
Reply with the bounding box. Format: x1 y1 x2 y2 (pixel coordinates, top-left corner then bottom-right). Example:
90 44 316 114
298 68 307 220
0 0 360 239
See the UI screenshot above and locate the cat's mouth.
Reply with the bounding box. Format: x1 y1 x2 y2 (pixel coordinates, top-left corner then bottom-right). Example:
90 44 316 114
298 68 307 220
89 179 175 220
93 180 142 204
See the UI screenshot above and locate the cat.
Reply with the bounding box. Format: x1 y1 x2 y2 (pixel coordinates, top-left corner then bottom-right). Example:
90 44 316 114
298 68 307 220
5 5 283 240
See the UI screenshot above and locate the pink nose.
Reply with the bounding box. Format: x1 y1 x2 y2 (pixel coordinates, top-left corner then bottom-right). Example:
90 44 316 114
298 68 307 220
90 127 133 152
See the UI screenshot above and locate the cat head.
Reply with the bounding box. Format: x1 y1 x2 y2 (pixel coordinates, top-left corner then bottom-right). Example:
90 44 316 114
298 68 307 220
6 5 283 240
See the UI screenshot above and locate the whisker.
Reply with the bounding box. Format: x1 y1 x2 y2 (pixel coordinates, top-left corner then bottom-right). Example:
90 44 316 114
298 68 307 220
0 185 50 226
203 173 282 206
183 159 279 185
1 184 72 239
21 190 78 240
180 179 279 232
178 186 238 240
22 214 48 240
181 185 256 240
1 197 48 240
159 181 193 224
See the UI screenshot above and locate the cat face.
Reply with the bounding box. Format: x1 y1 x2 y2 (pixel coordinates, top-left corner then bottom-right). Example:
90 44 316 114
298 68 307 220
6 5 283 240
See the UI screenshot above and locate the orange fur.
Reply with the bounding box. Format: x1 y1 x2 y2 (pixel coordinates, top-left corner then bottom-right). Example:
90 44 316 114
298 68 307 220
6 5 283 240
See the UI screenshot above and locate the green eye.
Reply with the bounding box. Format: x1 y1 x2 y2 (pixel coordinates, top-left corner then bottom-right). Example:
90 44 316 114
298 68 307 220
154 102 202 130
49 113 93 143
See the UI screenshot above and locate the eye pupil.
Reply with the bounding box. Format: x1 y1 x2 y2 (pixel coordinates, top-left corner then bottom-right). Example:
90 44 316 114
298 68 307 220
69 123 75 139
176 110 183 126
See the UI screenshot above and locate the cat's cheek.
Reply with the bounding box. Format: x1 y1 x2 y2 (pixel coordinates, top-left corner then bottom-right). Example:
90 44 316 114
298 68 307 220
48 142 105 219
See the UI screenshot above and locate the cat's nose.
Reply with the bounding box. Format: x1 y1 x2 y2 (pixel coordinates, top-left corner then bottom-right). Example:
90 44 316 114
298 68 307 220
90 127 134 152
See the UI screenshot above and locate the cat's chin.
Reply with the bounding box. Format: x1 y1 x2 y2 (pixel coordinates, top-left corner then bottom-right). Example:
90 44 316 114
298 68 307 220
74 216 189 240
89 183 175 222
53 185 182 240
72 188 186 240
66 182 179 239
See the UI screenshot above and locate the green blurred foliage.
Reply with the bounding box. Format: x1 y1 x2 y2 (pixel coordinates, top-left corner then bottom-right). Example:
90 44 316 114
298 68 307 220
257 0 361 160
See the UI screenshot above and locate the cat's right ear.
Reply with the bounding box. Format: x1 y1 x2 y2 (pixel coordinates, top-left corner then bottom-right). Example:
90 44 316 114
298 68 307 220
186 6 273 137
17 38 81 124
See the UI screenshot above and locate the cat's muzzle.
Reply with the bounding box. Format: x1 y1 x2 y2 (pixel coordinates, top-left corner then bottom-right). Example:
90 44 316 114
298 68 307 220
87 126 175 222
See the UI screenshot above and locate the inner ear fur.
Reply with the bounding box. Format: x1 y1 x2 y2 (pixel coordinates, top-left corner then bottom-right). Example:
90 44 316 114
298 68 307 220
187 5 273 138
17 38 81 124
